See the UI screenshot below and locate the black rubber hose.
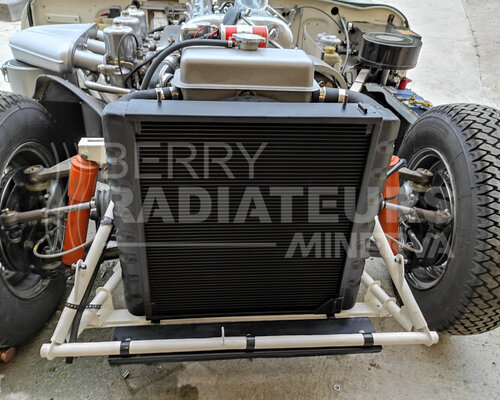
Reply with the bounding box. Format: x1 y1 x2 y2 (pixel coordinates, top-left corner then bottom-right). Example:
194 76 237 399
148 26 165 35
118 87 177 102
146 59 177 89
124 52 161 88
65 249 108 364
140 39 231 90
311 87 382 108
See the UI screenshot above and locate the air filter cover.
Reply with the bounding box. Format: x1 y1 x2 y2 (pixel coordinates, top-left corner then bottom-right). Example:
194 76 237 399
359 32 422 70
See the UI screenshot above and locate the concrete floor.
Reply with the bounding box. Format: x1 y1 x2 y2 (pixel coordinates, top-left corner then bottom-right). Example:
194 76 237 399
0 1 499 399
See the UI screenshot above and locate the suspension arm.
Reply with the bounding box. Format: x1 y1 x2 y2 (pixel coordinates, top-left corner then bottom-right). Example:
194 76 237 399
382 201 452 226
0 201 95 228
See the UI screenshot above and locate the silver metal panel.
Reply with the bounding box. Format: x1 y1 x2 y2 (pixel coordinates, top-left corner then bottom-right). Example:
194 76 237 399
9 23 98 73
171 47 316 101
1 59 55 97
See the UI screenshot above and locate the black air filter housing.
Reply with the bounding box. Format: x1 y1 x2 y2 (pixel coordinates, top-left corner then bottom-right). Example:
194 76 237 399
359 32 422 70
103 100 399 320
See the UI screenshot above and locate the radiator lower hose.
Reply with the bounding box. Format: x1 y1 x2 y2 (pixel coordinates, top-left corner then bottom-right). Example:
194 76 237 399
311 88 382 108
140 39 232 90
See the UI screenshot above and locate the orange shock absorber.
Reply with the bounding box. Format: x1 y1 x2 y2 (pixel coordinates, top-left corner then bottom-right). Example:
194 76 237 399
380 155 400 255
62 155 99 265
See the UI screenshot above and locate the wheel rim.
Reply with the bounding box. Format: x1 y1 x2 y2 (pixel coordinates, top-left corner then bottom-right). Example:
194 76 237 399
0 141 64 299
403 147 456 290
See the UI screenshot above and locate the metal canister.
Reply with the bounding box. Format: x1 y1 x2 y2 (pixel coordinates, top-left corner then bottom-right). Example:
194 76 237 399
103 22 135 62
126 5 147 37
114 10 142 44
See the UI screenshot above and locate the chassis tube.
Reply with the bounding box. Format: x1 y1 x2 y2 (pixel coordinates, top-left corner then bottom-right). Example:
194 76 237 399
40 332 438 360
361 271 413 331
372 216 430 334
49 202 114 346
77 266 123 336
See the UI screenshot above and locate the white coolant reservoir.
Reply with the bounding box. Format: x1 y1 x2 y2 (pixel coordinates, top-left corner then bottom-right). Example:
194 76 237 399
323 46 342 70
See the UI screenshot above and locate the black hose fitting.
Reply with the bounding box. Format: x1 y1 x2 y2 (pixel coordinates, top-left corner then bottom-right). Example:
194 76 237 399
311 87 382 108
118 87 181 102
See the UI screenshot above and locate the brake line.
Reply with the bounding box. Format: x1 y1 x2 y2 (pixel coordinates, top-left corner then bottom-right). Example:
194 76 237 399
385 231 423 254
33 235 93 259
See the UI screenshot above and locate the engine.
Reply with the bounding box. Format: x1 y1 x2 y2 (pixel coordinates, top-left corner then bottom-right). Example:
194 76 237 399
7 0 329 102
5 0 425 108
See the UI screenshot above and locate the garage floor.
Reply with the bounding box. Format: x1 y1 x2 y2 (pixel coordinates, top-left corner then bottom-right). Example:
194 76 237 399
0 1 499 399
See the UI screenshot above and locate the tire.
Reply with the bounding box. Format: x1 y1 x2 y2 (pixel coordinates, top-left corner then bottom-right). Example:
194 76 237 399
398 104 500 334
0 91 75 347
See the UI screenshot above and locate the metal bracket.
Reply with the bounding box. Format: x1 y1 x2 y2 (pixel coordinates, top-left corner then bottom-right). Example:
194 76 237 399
24 158 71 184
350 68 370 93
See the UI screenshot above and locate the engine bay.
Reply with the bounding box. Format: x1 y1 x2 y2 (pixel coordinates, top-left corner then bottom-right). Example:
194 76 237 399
5 0 425 109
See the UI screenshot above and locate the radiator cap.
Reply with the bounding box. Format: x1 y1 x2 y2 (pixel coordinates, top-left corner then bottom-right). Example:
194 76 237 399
233 33 266 51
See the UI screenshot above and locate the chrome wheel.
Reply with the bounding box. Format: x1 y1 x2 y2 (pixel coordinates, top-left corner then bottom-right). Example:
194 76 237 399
0 142 64 300
403 147 456 291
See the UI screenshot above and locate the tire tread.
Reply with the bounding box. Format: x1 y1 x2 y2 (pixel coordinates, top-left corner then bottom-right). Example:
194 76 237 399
0 90 32 113
419 104 499 334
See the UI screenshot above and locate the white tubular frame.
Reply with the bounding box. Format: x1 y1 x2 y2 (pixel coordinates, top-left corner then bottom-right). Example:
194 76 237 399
40 212 438 361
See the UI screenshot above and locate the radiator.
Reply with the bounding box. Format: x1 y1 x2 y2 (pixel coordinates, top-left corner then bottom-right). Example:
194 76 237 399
103 100 399 319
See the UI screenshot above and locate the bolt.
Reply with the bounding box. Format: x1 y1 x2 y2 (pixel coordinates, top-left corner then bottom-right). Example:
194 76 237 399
24 165 41 174
417 167 433 177
122 369 130 379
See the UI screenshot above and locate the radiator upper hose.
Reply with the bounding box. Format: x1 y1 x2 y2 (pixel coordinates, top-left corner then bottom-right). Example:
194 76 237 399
118 87 179 102
311 87 382 108
140 39 233 90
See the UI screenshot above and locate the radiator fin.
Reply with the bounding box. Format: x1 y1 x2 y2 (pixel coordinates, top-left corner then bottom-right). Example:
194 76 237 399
136 121 372 318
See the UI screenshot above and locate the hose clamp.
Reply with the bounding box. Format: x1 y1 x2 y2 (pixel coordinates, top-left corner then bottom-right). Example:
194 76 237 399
338 88 346 104
155 87 164 103
318 86 326 103
169 87 180 100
